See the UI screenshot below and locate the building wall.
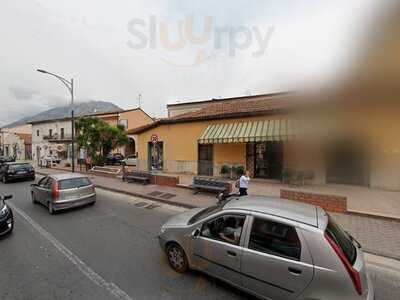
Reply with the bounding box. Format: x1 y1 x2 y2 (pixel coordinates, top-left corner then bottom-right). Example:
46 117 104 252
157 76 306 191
1 125 32 160
119 109 153 131
137 115 285 174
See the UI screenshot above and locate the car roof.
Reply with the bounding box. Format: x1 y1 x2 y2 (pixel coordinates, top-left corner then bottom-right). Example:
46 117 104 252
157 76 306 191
49 173 89 181
223 196 321 228
5 162 31 165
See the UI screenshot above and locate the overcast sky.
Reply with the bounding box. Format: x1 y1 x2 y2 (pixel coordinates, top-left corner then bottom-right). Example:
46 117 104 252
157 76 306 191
0 0 381 126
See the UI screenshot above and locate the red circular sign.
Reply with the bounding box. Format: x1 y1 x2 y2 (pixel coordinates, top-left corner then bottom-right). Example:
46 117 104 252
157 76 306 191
150 134 158 144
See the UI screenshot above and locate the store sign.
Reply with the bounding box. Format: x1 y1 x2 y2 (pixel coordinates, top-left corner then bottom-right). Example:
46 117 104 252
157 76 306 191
150 134 158 144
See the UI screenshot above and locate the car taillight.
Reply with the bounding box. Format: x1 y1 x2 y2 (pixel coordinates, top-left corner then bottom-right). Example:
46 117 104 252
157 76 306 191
52 181 60 200
325 233 362 295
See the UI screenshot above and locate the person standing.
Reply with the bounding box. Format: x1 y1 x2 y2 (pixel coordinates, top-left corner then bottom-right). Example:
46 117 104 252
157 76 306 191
239 170 251 196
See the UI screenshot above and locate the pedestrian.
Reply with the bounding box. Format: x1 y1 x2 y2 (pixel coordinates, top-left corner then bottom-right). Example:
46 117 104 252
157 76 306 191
239 170 251 196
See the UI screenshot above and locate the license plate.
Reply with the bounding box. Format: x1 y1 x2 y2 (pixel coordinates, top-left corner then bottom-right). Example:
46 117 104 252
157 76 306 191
17 171 27 174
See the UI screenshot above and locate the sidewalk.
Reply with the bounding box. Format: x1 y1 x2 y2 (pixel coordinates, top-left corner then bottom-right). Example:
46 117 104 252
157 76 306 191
36 167 400 261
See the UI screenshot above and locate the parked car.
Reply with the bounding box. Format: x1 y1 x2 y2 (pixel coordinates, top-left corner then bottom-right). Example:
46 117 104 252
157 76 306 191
31 173 96 215
0 162 35 183
0 156 15 165
105 153 124 165
0 194 13 236
122 154 137 166
159 196 374 300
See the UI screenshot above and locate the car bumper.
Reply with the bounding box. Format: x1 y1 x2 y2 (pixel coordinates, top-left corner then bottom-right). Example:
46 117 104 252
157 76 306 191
366 272 375 300
158 234 167 251
6 173 35 179
53 194 96 211
0 214 13 236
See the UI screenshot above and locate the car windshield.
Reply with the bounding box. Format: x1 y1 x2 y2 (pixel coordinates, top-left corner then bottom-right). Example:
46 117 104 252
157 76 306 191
9 164 31 171
188 206 222 225
326 215 357 265
58 177 92 190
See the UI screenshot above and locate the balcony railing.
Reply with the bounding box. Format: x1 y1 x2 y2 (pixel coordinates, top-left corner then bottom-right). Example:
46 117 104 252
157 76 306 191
43 134 72 141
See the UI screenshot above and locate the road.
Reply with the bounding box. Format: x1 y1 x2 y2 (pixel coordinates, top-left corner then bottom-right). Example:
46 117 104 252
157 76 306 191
0 180 399 300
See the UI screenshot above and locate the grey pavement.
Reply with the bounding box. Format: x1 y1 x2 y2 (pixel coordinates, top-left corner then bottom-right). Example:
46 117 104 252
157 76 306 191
36 168 400 260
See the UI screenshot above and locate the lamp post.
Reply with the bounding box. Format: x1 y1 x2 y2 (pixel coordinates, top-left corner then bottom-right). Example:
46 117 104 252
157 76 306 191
37 69 75 172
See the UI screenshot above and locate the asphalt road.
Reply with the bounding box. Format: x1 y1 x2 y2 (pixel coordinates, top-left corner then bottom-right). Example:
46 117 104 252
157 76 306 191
0 180 399 300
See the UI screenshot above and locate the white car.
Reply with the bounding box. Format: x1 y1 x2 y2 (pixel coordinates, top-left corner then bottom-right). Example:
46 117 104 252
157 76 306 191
122 155 137 166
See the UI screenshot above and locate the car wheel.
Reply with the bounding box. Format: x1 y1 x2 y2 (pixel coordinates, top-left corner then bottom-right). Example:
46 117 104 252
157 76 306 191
31 192 37 204
166 243 188 273
48 202 55 215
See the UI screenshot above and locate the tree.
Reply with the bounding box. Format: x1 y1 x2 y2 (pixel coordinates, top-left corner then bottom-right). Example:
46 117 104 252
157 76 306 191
75 117 129 164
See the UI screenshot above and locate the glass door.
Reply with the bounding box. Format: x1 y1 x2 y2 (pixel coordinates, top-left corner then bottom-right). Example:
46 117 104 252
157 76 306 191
254 142 283 180
148 142 164 171
198 144 213 176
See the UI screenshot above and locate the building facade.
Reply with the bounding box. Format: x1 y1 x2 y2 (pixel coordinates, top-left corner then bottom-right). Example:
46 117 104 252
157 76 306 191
129 94 400 191
0 124 32 160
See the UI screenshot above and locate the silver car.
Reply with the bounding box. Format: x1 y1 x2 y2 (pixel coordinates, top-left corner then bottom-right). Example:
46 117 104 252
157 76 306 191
159 196 374 300
31 173 96 214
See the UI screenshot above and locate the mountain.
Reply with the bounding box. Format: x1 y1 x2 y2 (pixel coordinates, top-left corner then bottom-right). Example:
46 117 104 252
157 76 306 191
3 101 122 128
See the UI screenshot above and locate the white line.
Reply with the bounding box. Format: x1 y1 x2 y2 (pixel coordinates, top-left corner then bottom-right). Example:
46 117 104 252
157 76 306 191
9 203 134 300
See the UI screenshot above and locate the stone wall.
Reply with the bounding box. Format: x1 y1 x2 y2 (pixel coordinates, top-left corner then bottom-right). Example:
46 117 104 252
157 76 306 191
280 189 347 213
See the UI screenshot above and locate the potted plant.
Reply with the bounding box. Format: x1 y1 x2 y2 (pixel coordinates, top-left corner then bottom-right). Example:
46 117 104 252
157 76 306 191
220 165 231 178
233 165 245 179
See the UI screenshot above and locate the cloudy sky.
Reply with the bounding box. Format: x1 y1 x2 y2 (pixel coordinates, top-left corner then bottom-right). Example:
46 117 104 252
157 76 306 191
0 0 381 126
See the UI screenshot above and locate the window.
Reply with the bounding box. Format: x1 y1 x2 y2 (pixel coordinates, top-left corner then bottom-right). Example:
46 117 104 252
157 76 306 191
44 178 54 189
49 129 53 137
326 215 357 265
38 177 48 187
59 177 91 190
119 119 128 129
201 214 245 245
188 206 222 225
60 128 65 139
248 218 301 260
36 130 40 137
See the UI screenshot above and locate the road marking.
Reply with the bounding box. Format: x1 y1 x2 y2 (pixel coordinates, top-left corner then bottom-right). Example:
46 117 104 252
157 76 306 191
8 203 134 300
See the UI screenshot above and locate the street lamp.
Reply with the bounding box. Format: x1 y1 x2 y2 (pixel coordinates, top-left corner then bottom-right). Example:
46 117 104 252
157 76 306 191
37 69 75 172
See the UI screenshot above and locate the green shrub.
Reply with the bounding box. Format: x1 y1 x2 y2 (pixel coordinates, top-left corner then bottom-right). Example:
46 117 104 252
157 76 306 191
64 162 71 167
220 165 231 175
234 165 245 177
93 155 105 166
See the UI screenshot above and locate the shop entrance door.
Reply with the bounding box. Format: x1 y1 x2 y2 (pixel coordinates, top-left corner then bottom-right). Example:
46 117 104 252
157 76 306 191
254 142 283 180
198 144 213 176
148 142 164 171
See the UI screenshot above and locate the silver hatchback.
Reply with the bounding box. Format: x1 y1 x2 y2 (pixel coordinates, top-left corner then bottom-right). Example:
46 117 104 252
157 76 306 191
159 196 374 300
31 173 96 214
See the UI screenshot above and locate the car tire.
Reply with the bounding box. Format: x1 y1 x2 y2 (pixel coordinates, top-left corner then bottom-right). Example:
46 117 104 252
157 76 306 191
89 201 96 206
48 202 55 215
166 243 189 273
31 192 37 204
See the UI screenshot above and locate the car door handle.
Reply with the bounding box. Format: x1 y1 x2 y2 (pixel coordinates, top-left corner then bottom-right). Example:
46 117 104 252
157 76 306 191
288 267 302 275
227 250 237 257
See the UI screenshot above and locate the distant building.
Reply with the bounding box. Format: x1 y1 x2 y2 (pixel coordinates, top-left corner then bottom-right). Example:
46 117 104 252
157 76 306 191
29 107 153 165
0 124 32 160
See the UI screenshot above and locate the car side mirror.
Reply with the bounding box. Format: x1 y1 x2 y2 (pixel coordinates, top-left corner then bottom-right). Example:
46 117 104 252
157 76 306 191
30 183 38 187
1 194 12 201
191 228 200 239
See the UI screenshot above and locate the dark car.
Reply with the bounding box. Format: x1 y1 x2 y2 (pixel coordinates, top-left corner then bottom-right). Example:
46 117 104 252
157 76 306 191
0 162 35 183
0 156 15 165
105 153 124 165
0 194 13 236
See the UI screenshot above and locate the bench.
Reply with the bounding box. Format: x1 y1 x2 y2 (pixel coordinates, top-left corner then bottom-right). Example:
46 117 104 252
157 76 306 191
190 177 230 195
123 171 151 185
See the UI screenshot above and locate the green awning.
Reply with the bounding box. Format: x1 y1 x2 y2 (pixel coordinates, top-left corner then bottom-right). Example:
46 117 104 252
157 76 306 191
198 119 295 144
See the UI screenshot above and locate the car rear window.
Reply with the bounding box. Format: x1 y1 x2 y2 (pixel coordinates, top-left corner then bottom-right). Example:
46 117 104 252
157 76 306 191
326 215 357 265
58 177 92 190
9 163 32 170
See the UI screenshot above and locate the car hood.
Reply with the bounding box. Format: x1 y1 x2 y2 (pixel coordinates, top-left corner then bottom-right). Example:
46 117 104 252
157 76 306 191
162 208 204 228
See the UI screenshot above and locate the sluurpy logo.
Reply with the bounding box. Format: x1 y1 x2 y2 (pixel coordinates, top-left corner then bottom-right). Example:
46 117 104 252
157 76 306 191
127 14 274 67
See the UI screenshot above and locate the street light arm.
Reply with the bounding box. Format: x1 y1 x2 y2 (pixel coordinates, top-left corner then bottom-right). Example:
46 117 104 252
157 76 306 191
36 69 73 95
